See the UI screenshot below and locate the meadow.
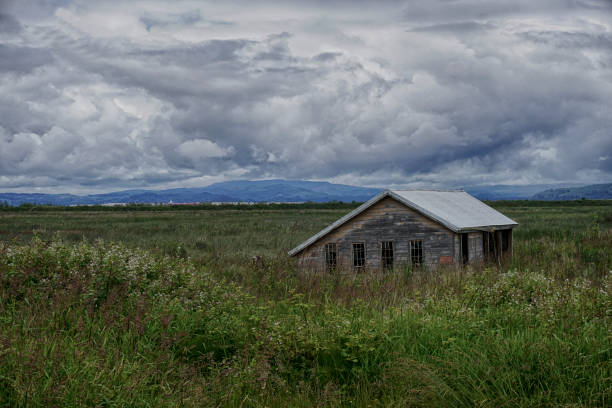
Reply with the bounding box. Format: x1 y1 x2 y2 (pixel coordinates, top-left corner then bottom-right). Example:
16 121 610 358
0 201 610 407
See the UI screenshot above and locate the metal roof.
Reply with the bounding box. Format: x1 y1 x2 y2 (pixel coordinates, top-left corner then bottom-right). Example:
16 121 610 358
288 189 518 256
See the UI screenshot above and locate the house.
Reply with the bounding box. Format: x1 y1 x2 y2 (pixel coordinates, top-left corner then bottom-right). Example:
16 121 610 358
288 189 518 270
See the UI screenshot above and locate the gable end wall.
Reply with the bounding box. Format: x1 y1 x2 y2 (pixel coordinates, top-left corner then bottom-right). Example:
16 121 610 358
296 197 458 270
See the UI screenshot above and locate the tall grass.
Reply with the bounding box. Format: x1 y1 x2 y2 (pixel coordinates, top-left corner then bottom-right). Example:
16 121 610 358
0 201 610 406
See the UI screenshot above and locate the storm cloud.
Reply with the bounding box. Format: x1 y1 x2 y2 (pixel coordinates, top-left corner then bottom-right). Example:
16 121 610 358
1 0 611 193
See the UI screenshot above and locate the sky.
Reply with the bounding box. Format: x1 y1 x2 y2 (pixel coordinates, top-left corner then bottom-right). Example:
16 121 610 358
1 0 611 194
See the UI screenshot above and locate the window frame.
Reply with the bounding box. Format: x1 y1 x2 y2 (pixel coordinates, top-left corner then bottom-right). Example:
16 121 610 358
324 242 337 270
410 240 423 266
381 240 394 270
352 242 366 268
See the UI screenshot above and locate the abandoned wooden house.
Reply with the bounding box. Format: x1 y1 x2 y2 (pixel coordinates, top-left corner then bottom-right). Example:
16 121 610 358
289 190 518 270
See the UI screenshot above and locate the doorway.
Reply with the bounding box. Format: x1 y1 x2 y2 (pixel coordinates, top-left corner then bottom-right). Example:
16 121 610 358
482 229 513 263
461 233 469 265
483 231 496 262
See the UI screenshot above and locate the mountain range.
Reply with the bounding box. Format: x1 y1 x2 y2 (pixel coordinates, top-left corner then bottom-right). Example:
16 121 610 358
0 180 380 206
530 183 612 200
1 180 610 206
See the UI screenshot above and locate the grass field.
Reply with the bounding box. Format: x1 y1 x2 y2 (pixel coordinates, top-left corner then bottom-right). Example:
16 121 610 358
0 201 610 406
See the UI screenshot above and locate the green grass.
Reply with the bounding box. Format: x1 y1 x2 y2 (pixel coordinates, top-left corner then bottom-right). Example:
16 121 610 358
0 201 610 406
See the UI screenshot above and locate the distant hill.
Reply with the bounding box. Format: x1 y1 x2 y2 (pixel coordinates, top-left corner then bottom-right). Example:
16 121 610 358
3 180 609 206
0 190 235 206
463 184 582 201
202 180 381 203
0 180 382 206
531 183 612 200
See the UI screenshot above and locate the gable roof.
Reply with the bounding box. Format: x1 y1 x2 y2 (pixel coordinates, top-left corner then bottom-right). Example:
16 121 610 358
288 189 518 256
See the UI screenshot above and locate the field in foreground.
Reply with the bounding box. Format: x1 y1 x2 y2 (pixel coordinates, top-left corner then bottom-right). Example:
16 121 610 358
0 201 610 407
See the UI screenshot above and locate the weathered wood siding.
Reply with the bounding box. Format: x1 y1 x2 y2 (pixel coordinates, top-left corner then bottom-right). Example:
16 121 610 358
467 232 483 262
297 197 458 271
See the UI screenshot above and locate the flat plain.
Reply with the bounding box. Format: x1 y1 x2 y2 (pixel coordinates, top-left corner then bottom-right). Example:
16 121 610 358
0 201 610 406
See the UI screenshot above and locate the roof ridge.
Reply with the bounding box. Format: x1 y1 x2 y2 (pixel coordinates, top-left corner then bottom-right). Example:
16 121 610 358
388 188 466 192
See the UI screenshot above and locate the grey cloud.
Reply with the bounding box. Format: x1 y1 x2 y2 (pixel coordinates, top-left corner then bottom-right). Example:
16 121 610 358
2 0 72 20
400 0 610 23
140 9 203 31
0 0 611 192
0 95 55 135
519 31 612 50
0 44 53 73
131 39 253 66
140 8 236 31
408 21 495 33
575 0 612 11
0 13 21 33
313 52 343 62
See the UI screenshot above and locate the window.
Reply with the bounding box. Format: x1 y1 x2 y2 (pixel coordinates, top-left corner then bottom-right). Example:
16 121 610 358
410 240 423 266
381 241 393 269
325 243 337 270
352 243 365 268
